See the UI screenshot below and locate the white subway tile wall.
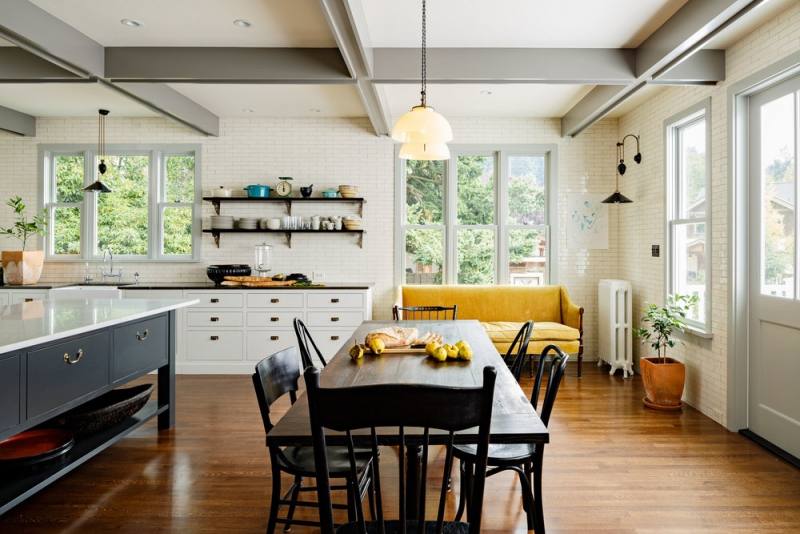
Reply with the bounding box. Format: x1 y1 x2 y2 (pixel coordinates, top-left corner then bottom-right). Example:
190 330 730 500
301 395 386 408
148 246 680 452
617 2 800 426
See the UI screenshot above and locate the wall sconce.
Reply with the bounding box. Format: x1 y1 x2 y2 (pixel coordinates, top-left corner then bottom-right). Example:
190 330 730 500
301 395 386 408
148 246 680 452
616 133 642 175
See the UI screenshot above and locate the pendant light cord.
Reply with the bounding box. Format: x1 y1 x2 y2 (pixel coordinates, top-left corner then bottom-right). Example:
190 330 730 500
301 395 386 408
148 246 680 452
420 0 427 107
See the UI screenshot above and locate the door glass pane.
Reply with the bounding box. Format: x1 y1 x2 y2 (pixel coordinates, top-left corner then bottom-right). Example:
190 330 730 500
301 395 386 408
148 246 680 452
508 155 546 225
96 154 150 256
165 154 195 202
54 154 84 203
405 228 443 284
509 227 547 286
679 120 706 218
457 155 495 224
760 93 795 298
458 228 495 284
53 207 80 255
406 160 444 225
162 207 192 256
673 222 706 323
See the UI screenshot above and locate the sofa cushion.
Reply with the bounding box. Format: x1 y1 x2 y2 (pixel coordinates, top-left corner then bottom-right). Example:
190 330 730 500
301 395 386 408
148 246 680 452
482 321 580 355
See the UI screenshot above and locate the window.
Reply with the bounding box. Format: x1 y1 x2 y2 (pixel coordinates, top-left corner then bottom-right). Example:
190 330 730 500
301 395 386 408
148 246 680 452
398 145 556 286
665 101 711 333
42 145 200 261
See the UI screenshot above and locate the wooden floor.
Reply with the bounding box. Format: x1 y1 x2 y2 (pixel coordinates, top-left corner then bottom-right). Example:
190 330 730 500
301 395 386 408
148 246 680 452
2 366 799 533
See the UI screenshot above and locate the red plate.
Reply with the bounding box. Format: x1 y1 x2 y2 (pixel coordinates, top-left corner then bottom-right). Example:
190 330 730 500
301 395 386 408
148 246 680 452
0 429 75 466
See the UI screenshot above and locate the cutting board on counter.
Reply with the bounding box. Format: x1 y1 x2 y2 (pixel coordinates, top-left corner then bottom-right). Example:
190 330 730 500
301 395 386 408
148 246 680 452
221 276 323 288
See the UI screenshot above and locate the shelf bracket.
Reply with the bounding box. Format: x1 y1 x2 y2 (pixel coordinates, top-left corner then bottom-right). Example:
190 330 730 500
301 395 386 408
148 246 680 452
284 199 292 215
285 231 292 248
358 200 364 217
212 200 221 215
212 231 220 248
358 232 364 249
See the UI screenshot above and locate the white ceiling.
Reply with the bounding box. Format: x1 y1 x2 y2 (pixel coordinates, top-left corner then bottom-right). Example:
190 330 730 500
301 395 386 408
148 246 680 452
28 0 336 47
361 0 688 48
381 84 594 120
168 84 366 117
0 83 157 117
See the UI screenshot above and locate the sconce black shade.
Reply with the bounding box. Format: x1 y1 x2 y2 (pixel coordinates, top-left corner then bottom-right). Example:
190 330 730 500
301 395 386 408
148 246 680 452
617 161 627 175
602 190 633 204
633 152 642 164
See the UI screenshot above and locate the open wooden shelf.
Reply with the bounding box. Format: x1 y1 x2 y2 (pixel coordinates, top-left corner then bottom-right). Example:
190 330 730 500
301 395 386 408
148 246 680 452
202 228 365 249
202 196 365 216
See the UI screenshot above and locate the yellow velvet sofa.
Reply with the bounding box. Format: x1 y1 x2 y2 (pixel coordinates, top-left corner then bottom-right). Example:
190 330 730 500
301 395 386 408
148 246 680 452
398 285 584 376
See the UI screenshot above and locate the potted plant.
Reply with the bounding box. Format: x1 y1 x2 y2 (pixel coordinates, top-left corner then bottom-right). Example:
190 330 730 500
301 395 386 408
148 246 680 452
635 294 699 410
0 196 48 285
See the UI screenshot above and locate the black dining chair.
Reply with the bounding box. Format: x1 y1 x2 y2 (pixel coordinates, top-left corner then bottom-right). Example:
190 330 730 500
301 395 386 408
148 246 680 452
293 317 327 368
454 345 569 533
392 304 458 321
305 364 497 534
503 321 534 382
252 347 375 533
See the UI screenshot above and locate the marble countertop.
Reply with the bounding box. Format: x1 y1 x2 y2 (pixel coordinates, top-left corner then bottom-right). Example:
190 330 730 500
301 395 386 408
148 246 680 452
1 282 373 290
0 298 197 354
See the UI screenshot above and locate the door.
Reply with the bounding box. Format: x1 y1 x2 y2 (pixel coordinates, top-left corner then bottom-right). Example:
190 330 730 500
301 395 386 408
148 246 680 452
748 76 800 459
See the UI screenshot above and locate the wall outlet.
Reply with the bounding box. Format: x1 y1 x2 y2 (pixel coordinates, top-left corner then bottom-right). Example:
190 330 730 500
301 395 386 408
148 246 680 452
651 244 660 258
312 271 326 281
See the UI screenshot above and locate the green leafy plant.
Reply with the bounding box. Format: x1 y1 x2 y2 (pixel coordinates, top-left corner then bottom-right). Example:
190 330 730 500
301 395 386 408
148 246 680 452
0 196 48 251
635 294 699 362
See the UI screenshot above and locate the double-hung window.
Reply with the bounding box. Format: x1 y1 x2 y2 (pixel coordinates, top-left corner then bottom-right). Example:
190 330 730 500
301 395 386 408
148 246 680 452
665 100 711 333
398 145 556 286
42 145 200 261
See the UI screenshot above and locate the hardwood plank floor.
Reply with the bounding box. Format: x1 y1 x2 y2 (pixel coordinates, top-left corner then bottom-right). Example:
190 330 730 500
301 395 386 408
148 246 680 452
1 366 798 533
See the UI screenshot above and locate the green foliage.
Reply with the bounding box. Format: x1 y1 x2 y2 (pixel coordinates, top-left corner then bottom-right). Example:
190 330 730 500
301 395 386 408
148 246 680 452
97 155 149 255
0 196 47 251
635 294 699 362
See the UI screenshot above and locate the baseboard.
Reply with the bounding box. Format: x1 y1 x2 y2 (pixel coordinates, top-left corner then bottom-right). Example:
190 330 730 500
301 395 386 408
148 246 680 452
177 362 255 374
739 429 800 469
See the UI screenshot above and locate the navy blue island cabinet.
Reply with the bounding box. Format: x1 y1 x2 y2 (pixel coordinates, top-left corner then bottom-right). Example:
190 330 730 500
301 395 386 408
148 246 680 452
0 298 192 515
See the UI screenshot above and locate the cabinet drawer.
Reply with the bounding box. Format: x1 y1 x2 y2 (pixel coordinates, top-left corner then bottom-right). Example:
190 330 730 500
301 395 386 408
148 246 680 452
312 329 357 360
187 310 243 328
307 310 364 328
0 354 20 432
247 292 304 309
27 331 110 419
245 330 296 361
11 291 48 304
185 291 243 308
246 311 302 328
185 331 243 361
112 315 169 382
307 292 364 309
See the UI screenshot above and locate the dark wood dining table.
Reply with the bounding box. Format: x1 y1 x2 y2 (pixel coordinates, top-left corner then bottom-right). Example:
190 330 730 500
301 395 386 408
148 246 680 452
267 320 549 523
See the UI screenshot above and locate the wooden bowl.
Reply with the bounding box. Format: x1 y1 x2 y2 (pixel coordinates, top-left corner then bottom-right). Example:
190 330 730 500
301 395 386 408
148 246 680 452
0 429 74 468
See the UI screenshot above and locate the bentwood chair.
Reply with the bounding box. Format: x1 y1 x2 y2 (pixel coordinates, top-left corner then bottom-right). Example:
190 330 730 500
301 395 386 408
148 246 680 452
293 317 327 368
454 346 569 533
305 365 497 534
252 347 375 533
503 321 534 382
392 304 458 321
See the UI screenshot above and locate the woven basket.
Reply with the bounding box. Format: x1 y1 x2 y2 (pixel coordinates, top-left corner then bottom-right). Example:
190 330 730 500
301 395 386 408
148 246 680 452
63 384 153 437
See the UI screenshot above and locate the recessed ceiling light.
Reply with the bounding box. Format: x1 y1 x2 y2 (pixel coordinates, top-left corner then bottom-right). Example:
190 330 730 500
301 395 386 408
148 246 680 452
120 18 142 28
241 108 254 113
480 90 493 96
233 19 252 28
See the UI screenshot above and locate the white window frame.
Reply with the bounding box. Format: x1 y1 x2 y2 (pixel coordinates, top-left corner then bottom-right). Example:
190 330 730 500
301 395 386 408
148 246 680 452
40 144 202 262
395 144 558 286
664 99 712 335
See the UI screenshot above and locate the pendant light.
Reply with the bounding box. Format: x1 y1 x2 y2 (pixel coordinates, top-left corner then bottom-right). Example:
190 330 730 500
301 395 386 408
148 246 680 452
392 0 452 160
602 167 633 204
83 109 112 193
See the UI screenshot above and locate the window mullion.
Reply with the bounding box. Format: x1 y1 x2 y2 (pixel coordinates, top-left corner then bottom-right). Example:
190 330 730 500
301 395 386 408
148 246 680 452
446 156 458 284
497 151 508 284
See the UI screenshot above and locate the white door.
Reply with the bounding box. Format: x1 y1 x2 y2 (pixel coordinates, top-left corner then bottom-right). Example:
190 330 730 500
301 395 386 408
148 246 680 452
748 76 800 459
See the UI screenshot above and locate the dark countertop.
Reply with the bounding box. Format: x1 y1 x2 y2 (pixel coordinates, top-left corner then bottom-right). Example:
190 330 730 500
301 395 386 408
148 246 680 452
119 282 374 290
0 284 56 289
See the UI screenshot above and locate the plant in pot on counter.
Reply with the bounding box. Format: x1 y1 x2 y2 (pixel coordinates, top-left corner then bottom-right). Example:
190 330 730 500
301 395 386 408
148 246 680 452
635 293 699 411
0 196 48 285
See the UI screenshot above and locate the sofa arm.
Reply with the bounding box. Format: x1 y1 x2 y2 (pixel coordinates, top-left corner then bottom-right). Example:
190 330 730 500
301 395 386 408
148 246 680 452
560 287 583 332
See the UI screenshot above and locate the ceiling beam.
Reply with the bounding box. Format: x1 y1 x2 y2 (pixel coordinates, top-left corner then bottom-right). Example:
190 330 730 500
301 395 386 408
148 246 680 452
105 47 352 83
561 0 766 137
318 0 390 136
0 104 35 136
652 49 725 84
0 47 85 82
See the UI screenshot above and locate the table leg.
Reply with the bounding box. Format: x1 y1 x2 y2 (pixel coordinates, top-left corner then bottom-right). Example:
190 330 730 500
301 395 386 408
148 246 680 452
532 446 545 533
405 444 422 519
158 310 176 430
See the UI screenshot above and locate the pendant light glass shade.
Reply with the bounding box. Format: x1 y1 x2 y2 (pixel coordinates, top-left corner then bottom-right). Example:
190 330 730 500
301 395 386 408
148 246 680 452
399 142 451 161
391 105 453 145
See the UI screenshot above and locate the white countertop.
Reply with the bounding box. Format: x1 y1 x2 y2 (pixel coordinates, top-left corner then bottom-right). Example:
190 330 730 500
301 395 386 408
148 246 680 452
0 298 198 354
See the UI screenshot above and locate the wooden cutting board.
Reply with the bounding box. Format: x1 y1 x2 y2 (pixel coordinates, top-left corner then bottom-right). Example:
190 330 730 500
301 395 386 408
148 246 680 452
221 277 296 287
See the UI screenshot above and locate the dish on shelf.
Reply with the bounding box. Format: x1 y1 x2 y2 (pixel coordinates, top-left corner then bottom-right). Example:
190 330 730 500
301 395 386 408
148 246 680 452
338 185 359 198
0 429 75 468
212 186 232 197
244 184 271 198
61 384 154 437
322 189 339 198
207 264 252 285
236 217 259 230
210 215 234 229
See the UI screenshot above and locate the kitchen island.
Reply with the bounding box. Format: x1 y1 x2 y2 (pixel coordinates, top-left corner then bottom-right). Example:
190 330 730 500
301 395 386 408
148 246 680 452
0 297 197 515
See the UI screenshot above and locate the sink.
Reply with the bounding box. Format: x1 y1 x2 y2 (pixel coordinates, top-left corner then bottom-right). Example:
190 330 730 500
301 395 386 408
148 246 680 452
50 284 122 299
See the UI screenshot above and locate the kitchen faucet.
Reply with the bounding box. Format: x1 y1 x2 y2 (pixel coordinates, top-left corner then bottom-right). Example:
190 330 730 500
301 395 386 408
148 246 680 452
101 249 123 282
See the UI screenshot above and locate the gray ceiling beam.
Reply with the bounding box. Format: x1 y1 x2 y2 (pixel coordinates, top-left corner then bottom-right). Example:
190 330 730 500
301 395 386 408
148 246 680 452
319 0 390 136
561 0 765 137
105 47 352 83
0 104 35 136
0 47 84 82
652 49 725 84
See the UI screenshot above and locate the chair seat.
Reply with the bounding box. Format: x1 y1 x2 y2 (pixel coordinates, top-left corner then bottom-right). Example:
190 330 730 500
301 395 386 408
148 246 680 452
337 520 471 533
276 445 372 477
453 442 536 464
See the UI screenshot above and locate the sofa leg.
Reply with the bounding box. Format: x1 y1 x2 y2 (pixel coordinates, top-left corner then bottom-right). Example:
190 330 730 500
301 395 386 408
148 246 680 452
578 354 582 377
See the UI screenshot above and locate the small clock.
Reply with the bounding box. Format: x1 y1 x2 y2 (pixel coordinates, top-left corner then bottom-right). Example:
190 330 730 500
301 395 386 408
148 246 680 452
275 176 293 197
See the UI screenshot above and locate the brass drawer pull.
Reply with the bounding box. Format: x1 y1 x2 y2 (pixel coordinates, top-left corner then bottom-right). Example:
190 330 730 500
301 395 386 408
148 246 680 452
331 316 340 322
270 316 279 322
24 298 34 303
136 329 149 341
331 335 340 341
270 298 279 303
210 335 219 341
331 298 340 303
210 298 219 303
63 349 84 365
270 335 279 341
210 316 220 322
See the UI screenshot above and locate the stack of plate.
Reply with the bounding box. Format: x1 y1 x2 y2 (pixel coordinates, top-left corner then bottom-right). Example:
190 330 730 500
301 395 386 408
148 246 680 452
343 216 363 230
211 215 234 229
338 185 359 198
237 217 258 230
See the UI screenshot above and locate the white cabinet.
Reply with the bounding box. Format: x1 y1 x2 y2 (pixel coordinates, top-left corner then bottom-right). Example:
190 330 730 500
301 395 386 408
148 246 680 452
598 279 633 378
0 289 50 304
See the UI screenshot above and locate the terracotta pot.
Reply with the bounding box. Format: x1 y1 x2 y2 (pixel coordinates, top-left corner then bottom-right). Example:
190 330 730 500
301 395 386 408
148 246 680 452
1 250 44 285
640 357 685 410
